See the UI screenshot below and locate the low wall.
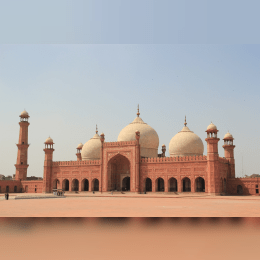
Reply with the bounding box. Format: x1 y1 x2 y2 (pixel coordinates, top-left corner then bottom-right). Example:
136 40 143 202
21 180 43 193
227 178 260 195
0 180 22 193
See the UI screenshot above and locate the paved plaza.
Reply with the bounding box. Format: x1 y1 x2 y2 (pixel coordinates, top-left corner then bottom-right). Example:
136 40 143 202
1 192 260 217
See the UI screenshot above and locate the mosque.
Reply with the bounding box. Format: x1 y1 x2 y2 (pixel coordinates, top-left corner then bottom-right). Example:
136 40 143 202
0 108 259 196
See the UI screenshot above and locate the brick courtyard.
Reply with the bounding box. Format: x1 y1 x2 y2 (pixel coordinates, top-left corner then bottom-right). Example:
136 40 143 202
1 193 260 217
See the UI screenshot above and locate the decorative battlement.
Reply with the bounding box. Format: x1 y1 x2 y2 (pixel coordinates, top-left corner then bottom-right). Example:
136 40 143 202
141 155 207 163
104 141 137 147
52 160 100 166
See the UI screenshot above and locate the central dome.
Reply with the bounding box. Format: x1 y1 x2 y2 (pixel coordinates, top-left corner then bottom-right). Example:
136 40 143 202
117 108 159 158
169 119 204 157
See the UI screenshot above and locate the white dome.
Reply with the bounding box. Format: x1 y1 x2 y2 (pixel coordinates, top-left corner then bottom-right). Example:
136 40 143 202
118 116 159 158
45 137 53 144
20 110 29 117
207 122 217 130
81 133 101 160
169 126 204 157
77 143 83 149
224 132 233 139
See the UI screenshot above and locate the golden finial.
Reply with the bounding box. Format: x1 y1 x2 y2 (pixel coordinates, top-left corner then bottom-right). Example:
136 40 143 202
184 115 187 126
137 104 140 117
96 124 98 134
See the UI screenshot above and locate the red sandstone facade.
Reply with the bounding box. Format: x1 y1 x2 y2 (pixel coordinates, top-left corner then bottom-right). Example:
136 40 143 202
0 111 259 196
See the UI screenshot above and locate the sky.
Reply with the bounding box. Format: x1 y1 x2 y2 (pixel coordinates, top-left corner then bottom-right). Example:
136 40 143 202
0 0 260 178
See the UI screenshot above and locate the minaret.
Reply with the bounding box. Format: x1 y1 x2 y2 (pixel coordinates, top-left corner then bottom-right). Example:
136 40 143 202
223 132 235 178
161 144 166 157
42 137 54 193
76 143 83 161
15 110 30 181
205 122 220 194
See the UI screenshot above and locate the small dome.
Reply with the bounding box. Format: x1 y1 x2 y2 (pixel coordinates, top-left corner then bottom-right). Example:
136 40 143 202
207 122 217 130
77 143 83 149
169 126 204 157
20 110 29 118
224 132 233 139
118 115 159 158
81 133 101 160
45 137 53 144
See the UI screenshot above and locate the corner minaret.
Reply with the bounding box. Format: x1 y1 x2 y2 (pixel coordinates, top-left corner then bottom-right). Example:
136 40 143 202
42 137 54 193
15 110 30 181
223 131 235 178
205 122 220 194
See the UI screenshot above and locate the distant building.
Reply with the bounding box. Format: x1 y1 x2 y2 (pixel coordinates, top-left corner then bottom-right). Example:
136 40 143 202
0 109 259 195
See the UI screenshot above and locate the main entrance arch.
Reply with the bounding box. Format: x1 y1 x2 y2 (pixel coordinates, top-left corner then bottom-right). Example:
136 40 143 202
107 154 130 191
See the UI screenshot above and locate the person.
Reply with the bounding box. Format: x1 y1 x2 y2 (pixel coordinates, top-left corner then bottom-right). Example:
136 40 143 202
5 193 9 200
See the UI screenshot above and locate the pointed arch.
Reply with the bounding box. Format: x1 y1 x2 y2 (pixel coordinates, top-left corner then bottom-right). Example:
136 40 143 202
62 179 69 191
168 177 178 192
156 177 164 192
195 177 205 192
182 177 191 192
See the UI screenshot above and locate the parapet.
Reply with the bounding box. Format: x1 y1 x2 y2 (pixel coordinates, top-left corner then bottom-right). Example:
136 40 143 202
52 160 100 166
104 141 137 147
141 155 207 163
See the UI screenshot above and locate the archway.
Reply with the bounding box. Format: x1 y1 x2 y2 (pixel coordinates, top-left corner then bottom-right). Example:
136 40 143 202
14 186 17 193
6 186 9 193
72 179 79 191
145 178 152 192
195 177 205 192
53 179 60 189
62 179 69 191
107 154 130 191
82 179 89 191
156 178 164 192
122 177 130 191
237 185 243 195
92 179 99 191
182 177 191 192
168 178 177 192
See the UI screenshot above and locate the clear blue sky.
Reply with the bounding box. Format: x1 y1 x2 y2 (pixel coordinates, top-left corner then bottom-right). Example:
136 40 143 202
0 1 260 178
